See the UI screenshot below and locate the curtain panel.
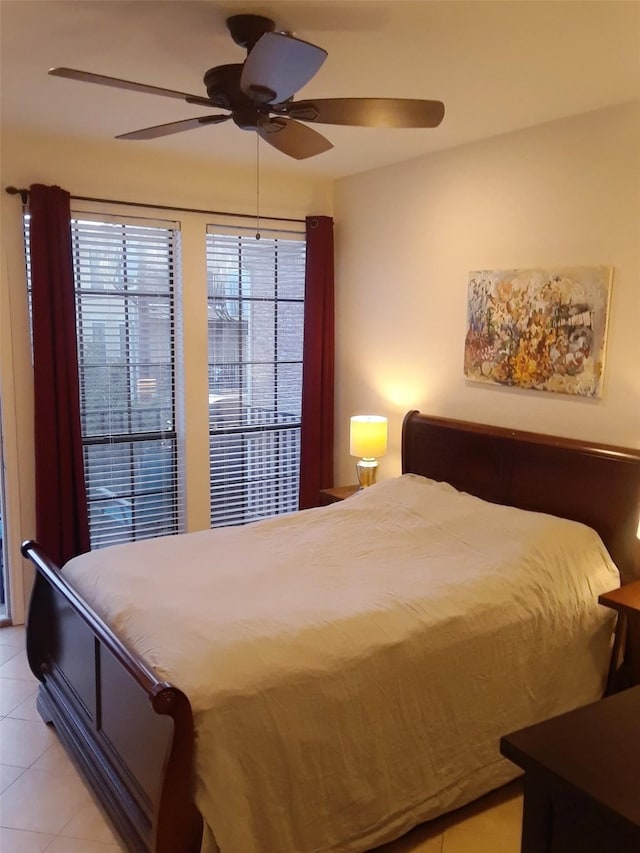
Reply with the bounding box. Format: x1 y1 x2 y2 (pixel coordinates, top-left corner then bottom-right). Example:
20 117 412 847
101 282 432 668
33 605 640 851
298 215 335 509
29 183 90 564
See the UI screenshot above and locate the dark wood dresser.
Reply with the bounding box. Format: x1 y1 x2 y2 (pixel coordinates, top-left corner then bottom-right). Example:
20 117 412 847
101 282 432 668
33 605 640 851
500 686 640 852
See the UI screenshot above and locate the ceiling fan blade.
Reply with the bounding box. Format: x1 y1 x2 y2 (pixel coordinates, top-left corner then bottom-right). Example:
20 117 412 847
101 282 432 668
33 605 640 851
279 97 445 128
117 114 230 141
49 67 215 108
241 32 327 104
257 117 333 160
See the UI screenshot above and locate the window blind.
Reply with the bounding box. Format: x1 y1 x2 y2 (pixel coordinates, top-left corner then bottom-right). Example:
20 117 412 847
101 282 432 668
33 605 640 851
206 220 306 527
26 213 183 549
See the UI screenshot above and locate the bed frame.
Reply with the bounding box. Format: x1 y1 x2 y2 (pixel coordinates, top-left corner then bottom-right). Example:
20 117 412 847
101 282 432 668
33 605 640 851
22 412 640 852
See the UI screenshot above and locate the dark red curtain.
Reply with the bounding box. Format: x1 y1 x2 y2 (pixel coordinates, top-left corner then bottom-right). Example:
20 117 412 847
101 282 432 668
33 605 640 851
298 216 335 509
29 183 90 564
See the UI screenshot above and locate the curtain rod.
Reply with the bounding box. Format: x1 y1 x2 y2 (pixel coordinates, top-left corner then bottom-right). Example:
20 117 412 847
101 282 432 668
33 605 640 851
4 186 305 225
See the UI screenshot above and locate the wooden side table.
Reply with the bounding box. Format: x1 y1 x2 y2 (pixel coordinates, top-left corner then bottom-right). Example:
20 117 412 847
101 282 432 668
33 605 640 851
598 579 640 694
318 485 359 506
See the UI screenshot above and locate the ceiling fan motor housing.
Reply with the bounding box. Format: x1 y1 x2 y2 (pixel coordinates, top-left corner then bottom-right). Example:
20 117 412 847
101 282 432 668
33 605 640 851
203 64 253 110
203 63 275 131
226 15 275 50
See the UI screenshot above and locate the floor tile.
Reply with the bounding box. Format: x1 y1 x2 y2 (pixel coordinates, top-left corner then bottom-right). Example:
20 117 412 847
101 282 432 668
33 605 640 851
442 830 520 853
0 766 91 834
44 838 122 853
377 829 444 852
0 649 34 681
372 781 523 852
30 740 82 778
25 741 90 813
0 717 56 767
0 644 23 665
0 762 25 794
0 625 26 647
0 826 56 852
443 792 522 844
0 677 38 716
59 797 121 845
6 689 41 722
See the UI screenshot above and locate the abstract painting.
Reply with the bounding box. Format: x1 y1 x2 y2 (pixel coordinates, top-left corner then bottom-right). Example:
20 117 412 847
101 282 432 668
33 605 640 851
464 267 612 397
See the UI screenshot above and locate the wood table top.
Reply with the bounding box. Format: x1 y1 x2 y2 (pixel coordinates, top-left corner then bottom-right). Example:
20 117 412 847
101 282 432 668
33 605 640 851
501 686 640 828
599 579 640 612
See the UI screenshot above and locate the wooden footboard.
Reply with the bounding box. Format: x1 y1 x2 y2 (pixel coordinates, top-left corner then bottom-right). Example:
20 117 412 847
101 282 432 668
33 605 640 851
22 540 203 853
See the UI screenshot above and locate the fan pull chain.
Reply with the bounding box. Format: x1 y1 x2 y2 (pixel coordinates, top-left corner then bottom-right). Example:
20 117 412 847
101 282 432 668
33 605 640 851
255 130 261 240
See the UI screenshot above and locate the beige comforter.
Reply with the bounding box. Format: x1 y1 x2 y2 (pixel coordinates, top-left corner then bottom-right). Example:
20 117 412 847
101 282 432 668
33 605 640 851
63 475 619 852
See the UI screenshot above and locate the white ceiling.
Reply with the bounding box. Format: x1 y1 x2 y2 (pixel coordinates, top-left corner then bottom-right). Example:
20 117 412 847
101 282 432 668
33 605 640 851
1 1 639 180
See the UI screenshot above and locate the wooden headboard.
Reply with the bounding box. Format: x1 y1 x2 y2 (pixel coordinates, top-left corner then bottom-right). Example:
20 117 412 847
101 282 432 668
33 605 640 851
402 411 640 583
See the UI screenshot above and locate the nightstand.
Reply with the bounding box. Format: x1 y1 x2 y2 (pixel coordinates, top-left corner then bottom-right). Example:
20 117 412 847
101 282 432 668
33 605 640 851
318 485 359 506
599 579 640 694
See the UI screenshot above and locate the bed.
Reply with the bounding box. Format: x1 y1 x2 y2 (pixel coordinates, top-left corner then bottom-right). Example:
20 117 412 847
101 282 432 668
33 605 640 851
22 411 640 853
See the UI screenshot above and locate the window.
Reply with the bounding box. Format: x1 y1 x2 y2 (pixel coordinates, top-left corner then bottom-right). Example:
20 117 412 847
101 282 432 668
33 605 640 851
26 213 182 549
206 221 305 526
25 208 307 545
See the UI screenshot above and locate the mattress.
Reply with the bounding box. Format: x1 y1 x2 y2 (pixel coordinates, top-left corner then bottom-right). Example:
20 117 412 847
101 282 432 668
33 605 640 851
63 474 620 852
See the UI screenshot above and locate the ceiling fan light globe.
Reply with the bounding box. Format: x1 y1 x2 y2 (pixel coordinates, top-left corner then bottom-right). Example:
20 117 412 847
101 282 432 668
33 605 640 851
241 32 327 104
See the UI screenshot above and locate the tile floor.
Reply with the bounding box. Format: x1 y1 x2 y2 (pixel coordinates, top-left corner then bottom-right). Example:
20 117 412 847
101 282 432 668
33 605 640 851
1 623 524 852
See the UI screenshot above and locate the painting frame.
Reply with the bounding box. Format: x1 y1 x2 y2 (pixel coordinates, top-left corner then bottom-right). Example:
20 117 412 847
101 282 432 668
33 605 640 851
464 266 613 398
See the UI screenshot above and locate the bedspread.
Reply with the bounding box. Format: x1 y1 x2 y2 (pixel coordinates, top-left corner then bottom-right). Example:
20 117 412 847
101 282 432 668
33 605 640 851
63 474 619 852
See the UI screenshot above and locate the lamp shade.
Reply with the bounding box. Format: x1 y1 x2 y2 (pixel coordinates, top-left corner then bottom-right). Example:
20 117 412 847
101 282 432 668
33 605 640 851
350 415 388 459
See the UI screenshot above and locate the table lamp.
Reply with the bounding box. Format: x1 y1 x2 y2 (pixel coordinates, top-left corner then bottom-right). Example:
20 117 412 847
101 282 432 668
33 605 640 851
350 415 388 488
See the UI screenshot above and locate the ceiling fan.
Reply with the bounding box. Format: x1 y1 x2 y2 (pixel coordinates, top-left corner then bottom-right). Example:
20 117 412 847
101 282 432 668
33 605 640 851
49 14 445 160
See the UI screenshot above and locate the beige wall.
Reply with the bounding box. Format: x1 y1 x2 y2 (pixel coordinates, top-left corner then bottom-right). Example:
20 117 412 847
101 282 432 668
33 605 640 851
0 128 333 620
333 101 640 484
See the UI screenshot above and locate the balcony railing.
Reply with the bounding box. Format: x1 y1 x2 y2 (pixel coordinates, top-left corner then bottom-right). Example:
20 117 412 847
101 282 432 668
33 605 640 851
209 401 301 527
83 400 301 545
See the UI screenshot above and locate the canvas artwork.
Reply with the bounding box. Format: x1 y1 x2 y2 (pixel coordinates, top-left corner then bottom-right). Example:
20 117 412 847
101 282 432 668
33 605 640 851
464 267 612 398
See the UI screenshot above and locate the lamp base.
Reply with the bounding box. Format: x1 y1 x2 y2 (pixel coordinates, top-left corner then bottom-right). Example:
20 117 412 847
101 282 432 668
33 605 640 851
356 458 379 489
